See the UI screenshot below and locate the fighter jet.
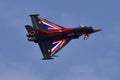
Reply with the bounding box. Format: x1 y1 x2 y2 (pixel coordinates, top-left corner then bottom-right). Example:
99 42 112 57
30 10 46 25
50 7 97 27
25 14 101 60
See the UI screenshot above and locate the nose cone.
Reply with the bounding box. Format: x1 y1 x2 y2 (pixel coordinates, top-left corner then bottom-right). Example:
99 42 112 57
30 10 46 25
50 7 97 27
93 29 102 33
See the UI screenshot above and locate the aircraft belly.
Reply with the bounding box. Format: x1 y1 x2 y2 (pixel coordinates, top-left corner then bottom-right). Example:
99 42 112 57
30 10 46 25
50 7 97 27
37 32 79 41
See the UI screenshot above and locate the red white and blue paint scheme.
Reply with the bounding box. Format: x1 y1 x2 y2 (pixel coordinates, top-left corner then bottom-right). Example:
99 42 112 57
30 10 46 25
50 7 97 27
25 14 101 60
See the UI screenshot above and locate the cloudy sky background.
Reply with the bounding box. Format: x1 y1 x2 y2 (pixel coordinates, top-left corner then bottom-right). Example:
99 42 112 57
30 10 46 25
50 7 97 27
0 0 120 80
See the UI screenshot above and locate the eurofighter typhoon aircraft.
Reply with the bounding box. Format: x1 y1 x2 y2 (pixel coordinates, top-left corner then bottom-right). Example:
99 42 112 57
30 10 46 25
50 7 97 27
25 14 101 60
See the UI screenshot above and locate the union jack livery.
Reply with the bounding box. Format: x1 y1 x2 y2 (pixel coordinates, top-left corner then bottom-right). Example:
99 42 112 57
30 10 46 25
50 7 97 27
25 14 101 60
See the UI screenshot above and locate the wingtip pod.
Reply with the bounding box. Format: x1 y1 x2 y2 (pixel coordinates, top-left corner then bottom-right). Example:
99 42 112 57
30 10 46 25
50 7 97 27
29 14 40 16
42 57 54 60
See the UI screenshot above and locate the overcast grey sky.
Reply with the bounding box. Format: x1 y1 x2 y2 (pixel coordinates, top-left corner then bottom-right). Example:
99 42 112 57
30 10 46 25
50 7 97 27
0 0 120 80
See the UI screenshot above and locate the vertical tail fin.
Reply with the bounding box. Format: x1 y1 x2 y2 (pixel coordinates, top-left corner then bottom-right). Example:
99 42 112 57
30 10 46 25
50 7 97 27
25 25 34 33
29 14 48 31
25 25 37 36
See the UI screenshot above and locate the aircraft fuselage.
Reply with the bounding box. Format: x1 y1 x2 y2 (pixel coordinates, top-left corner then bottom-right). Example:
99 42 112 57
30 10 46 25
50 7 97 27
27 26 97 42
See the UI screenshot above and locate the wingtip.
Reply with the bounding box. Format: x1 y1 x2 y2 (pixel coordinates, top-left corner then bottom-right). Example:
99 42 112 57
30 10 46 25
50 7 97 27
29 14 40 16
42 57 54 60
